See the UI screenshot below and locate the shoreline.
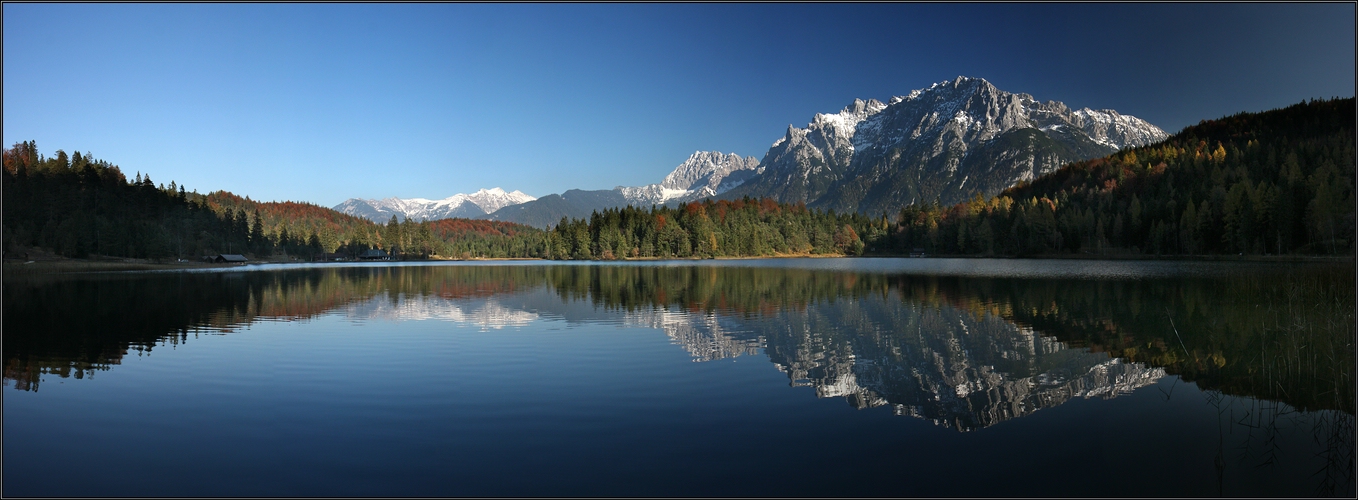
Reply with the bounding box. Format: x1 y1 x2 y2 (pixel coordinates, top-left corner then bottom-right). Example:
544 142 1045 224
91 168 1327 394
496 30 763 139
857 253 1355 263
5 252 1351 277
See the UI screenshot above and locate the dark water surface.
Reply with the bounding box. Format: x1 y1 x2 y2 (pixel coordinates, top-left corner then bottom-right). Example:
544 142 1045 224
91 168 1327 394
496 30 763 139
4 258 1353 497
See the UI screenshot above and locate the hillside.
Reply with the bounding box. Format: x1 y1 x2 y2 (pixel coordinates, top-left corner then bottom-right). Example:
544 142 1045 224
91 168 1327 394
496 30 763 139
878 98 1355 256
2 143 545 261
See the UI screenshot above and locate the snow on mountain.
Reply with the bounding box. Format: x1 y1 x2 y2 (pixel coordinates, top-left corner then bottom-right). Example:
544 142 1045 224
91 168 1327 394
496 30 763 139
846 76 1167 163
616 151 762 205
350 76 1169 228
466 187 537 214
1068 108 1169 151
334 187 535 223
481 151 762 228
726 76 1169 212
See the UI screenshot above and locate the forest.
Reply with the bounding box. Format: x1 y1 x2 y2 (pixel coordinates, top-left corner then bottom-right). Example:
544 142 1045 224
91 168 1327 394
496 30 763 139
4 98 1351 262
536 98 1353 260
544 197 879 260
879 98 1354 256
1 143 546 261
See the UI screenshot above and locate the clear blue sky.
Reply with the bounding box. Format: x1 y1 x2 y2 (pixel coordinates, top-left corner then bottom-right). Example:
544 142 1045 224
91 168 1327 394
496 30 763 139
5 3 1353 207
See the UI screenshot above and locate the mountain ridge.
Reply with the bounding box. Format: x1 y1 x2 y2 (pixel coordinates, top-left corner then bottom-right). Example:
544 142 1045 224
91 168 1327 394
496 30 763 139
335 187 535 223
481 151 760 227
340 76 1167 228
723 76 1168 213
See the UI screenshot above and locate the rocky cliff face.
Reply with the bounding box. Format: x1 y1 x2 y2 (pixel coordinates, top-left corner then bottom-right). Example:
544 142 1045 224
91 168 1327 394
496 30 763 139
726 76 1168 212
729 99 889 205
616 151 762 206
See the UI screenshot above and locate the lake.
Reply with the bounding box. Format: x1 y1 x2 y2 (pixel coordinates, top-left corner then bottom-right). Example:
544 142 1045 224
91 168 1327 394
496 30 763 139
4 258 1353 497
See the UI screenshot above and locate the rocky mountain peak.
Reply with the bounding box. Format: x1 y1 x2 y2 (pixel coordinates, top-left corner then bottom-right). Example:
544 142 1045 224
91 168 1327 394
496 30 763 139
659 151 760 192
724 76 1169 213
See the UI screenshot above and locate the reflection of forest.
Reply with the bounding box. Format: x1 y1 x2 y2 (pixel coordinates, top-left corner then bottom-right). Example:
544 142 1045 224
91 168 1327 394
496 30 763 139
2 266 549 390
5 263 1352 422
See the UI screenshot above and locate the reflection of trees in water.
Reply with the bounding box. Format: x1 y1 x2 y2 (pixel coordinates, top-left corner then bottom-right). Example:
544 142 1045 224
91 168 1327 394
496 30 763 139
2 266 552 391
976 270 1355 415
5 263 1352 421
6 262 1351 495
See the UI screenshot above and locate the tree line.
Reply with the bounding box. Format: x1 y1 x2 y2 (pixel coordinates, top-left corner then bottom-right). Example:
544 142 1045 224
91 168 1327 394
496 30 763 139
2 142 545 261
544 197 879 260
878 98 1354 256
6 98 1350 262
538 98 1352 260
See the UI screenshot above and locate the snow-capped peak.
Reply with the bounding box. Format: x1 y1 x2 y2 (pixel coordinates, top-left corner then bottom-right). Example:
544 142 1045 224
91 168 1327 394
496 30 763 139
660 151 761 191
616 151 761 205
333 187 537 223
812 98 889 141
465 187 536 214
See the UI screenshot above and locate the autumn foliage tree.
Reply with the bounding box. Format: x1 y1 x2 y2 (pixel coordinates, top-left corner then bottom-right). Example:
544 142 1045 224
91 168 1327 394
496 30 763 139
3 143 545 261
878 98 1354 256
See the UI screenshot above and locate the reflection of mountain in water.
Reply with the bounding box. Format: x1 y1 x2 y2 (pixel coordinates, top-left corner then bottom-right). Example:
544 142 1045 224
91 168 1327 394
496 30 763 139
344 294 538 329
736 297 1162 431
5 263 1348 423
622 294 1163 431
625 309 761 362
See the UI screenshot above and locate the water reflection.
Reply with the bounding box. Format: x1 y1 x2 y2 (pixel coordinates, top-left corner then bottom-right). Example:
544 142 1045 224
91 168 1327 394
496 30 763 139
752 297 1167 430
345 295 539 329
5 261 1352 422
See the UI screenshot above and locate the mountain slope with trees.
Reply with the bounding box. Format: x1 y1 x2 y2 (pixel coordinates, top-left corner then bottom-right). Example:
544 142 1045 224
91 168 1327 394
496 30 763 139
877 98 1354 256
2 142 545 261
6 98 1347 263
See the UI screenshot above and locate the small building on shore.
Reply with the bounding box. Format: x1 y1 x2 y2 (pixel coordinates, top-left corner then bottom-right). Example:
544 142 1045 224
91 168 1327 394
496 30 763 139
359 249 391 261
210 254 249 263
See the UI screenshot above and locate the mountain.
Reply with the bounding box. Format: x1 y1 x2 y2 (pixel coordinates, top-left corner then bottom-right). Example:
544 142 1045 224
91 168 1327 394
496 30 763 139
881 97 1355 256
334 187 535 223
349 77 1165 228
724 76 1169 212
617 151 763 205
483 151 760 227
482 190 618 229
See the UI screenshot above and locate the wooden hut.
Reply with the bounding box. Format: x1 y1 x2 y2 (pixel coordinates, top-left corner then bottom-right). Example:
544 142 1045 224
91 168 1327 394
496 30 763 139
212 254 248 263
358 249 390 260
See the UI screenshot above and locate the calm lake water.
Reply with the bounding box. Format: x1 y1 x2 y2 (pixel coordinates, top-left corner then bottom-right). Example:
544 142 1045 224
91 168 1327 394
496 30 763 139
4 258 1353 497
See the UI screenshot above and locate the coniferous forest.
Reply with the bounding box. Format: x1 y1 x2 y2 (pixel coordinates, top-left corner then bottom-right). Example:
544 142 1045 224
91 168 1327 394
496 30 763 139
544 198 876 260
1 144 546 261
880 98 1354 257
545 98 1353 259
3 98 1352 262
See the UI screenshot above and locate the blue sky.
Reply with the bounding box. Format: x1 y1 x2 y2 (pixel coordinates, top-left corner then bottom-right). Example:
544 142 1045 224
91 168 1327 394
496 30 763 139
4 3 1353 207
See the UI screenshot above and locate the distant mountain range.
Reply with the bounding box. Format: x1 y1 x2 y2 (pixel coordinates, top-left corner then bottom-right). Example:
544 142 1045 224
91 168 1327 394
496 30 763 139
337 152 761 227
337 76 1167 227
478 151 761 228
334 187 535 223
